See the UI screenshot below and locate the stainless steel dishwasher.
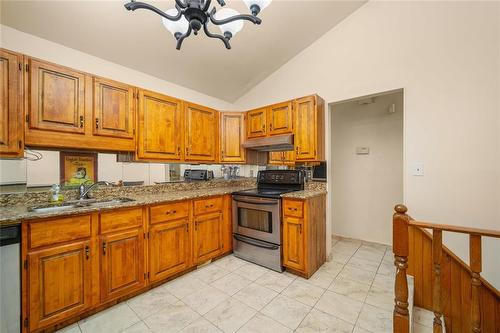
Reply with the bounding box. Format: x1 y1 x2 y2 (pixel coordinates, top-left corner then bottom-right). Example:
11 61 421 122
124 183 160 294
0 224 21 333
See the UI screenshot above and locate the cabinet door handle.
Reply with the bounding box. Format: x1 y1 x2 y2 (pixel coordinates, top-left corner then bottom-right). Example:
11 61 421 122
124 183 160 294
178 146 181 156
185 224 189 233
298 224 302 234
85 245 90 260
95 118 99 129
261 124 265 132
79 115 84 128
221 150 224 158
102 241 107 255
295 146 299 154
270 123 273 131
185 147 189 155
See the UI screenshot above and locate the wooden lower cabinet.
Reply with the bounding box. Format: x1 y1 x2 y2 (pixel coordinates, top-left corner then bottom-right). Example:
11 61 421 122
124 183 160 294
23 196 231 332
282 195 326 278
149 218 191 282
27 240 93 331
194 211 223 264
100 227 146 302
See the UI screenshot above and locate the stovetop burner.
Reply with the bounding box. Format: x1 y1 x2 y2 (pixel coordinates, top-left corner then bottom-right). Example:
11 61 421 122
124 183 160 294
232 188 296 199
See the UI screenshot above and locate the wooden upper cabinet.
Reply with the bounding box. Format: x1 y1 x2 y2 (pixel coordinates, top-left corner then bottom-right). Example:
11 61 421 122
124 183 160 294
149 218 191 282
268 150 295 165
0 49 23 158
184 102 217 162
137 90 183 161
100 227 145 302
220 112 245 163
267 101 293 136
28 240 92 331
246 107 267 139
294 95 325 161
25 58 86 134
93 77 135 139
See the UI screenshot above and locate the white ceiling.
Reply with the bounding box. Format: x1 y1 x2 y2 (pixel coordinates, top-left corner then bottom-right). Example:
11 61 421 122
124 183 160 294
1 0 366 102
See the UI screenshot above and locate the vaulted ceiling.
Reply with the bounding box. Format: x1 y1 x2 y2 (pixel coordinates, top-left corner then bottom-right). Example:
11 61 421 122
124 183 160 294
1 0 366 102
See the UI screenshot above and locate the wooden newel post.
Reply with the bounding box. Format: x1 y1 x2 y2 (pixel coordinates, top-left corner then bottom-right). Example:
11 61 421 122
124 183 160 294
432 229 443 333
393 204 410 333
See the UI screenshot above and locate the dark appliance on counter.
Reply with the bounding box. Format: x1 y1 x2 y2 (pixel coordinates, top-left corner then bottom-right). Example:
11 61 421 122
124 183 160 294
183 169 214 181
231 170 305 272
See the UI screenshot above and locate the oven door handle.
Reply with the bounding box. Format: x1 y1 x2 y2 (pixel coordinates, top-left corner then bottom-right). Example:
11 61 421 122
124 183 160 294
232 198 278 205
233 234 280 250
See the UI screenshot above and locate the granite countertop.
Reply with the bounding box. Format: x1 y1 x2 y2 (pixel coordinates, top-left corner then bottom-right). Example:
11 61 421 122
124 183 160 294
0 185 327 227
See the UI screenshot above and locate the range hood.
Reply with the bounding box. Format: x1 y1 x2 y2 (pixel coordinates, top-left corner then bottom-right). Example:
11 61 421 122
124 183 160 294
242 134 294 152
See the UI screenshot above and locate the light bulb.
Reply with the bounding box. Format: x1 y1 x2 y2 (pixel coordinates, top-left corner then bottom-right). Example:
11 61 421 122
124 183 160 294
242 0 272 15
161 8 189 38
214 8 244 38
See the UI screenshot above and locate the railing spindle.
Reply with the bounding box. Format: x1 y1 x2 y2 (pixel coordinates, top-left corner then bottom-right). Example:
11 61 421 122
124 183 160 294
393 204 410 333
470 235 482 333
432 229 443 333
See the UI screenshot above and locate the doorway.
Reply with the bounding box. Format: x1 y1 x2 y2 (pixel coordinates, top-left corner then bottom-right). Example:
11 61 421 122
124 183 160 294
328 89 404 245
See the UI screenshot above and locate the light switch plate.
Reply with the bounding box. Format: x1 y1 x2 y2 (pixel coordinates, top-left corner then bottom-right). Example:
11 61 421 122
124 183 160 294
356 147 370 155
413 163 424 176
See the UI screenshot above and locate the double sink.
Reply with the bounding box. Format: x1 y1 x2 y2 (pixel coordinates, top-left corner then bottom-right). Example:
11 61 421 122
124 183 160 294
29 198 135 213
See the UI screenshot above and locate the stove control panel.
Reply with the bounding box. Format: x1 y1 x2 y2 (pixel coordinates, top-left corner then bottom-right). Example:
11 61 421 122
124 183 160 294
257 170 304 185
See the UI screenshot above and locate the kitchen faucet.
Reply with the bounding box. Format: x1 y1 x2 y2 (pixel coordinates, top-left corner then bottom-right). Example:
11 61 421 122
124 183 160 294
78 181 114 200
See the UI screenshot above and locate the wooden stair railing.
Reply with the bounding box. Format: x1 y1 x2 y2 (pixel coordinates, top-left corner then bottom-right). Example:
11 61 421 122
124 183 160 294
392 204 500 333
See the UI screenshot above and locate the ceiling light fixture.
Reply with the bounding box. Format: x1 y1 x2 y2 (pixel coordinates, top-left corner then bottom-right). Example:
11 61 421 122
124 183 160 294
124 0 272 50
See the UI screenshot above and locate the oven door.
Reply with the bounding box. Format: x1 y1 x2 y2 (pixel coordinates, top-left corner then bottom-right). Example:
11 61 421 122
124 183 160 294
232 195 281 245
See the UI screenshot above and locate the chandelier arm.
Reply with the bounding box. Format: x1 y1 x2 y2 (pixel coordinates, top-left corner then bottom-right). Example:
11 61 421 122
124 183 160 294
203 23 231 49
176 26 192 50
175 0 187 9
209 8 262 25
202 0 212 12
124 1 182 21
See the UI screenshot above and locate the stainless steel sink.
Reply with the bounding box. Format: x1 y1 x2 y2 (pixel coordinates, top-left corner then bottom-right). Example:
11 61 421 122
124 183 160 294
29 198 135 213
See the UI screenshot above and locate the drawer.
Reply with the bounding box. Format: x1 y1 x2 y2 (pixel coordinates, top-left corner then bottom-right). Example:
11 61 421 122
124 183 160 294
29 214 91 249
100 207 143 234
150 201 190 224
194 196 223 216
283 199 304 218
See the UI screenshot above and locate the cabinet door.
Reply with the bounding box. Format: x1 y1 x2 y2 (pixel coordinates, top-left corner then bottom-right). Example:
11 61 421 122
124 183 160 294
185 102 217 162
100 228 145 302
194 212 223 264
0 49 23 157
26 58 86 134
28 241 92 331
137 90 182 160
294 96 317 161
268 151 284 165
220 112 245 163
246 107 267 139
282 150 295 165
267 101 293 136
149 218 191 282
283 216 305 271
93 77 135 139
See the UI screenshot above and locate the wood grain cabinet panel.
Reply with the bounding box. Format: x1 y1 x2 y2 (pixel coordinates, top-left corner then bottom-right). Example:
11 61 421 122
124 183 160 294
150 201 190 224
25 58 86 135
220 112 245 163
137 89 183 161
268 150 295 166
149 218 191 282
28 240 92 331
100 228 145 302
0 49 23 157
282 196 326 278
283 216 305 271
184 102 217 162
294 95 325 161
193 196 223 216
267 101 293 136
93 77 135 139
194 212 223 264
246 107 267 139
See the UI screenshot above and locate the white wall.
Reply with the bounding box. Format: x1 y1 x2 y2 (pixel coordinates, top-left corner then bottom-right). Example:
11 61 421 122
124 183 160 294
233 1 500 287
0 25 233 110
332 92 403 244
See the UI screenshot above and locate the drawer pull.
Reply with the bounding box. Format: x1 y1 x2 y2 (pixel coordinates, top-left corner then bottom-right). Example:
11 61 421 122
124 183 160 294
85 245 90 260
205 204 214 208
166 210 177 215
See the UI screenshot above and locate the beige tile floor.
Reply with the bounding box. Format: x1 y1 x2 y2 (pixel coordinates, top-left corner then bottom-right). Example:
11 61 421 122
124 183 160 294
57 237 416 333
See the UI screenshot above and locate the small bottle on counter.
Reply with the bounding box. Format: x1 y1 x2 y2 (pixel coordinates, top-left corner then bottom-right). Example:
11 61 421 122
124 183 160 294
50 184 64 202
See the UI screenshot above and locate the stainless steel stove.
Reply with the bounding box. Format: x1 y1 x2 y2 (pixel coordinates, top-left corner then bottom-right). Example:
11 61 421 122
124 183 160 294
232 170 304 271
